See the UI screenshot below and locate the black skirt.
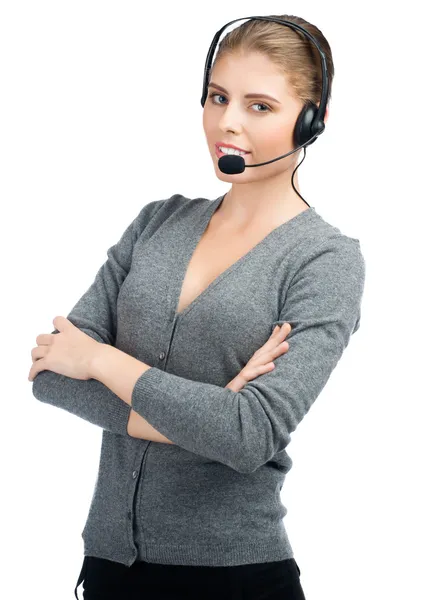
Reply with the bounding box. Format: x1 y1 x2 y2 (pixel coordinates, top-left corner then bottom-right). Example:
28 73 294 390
74 554 306 600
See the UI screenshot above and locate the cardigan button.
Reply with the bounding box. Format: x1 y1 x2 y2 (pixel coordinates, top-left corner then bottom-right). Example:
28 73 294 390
132 470 138 479
159 352 165 360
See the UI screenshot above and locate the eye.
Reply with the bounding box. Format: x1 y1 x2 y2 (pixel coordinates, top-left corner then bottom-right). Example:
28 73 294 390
207 92 271 113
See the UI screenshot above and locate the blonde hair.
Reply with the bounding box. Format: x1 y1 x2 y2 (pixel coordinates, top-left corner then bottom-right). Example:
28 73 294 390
211 14 335 110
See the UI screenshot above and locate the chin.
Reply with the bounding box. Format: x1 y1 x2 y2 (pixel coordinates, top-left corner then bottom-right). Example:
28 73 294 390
214 164 245 180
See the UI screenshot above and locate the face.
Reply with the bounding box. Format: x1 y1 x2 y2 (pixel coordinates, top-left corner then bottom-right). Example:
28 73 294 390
202 51 328 185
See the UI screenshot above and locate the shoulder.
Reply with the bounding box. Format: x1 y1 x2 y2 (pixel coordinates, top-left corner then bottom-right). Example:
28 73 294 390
132 192 199 226
286 228 366 335
287 211 366 301
301 234 365 288
299 209 365 275
130 193 217 242
139 193 215 220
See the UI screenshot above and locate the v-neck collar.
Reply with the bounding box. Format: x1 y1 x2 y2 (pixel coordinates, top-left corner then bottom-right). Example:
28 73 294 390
174 194 318 320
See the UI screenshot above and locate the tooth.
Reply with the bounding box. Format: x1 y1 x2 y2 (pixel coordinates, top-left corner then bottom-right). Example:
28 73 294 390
219 147 246 155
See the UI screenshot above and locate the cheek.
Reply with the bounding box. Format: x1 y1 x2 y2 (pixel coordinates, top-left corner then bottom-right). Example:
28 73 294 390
202 108 213 130
263 126 289 148
202 117 215 145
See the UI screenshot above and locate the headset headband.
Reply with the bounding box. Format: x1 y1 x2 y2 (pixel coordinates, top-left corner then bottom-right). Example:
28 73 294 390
200 15 329 124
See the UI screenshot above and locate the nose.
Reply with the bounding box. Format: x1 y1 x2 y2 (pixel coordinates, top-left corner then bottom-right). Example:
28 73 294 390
218 102 244 134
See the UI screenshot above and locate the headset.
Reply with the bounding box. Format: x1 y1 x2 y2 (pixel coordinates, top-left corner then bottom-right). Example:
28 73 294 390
200 15 330 207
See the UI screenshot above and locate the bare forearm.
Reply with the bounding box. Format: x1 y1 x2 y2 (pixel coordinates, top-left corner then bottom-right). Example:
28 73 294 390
127 379 240 443
90 344 243 444
89 345 174 443
127 409 175 443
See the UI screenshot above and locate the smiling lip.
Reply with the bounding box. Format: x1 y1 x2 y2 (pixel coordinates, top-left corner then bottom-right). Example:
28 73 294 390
215 142 251 158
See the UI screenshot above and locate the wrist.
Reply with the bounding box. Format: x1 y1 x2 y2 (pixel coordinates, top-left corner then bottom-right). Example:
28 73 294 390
89 343 112 381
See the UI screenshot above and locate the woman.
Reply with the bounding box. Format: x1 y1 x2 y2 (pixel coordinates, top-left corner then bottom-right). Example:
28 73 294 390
30 14 364 600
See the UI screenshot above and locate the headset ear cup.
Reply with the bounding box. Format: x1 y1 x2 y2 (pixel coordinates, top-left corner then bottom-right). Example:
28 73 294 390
294 102 319 147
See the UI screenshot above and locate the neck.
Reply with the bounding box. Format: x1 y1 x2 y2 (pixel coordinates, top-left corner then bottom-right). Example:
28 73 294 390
218 172 307 229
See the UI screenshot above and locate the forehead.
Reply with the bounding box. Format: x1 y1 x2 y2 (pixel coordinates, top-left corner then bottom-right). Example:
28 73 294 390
212 51 282 78
210 52 295 99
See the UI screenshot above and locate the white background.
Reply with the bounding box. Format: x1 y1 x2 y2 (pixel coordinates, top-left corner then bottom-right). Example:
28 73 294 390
1 1 434 599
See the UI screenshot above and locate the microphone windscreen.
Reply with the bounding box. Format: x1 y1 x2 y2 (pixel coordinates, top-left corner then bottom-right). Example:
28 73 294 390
218 154 246 174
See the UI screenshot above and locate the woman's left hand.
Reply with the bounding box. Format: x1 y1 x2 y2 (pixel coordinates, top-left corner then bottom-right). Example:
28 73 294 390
28 316 100 382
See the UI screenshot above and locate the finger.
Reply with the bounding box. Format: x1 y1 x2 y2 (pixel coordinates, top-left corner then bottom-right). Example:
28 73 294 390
36 333 53 345
31 346 46 361
274 341 289 355
28 358 46 381
245 360 276 381
277 324 291 344
263 324 291 354
272 323 291 339
254 324 292 364
266 341 289 362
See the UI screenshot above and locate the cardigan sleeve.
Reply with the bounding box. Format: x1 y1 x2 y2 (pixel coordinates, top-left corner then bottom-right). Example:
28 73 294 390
31 199 166 434
131 235 366 473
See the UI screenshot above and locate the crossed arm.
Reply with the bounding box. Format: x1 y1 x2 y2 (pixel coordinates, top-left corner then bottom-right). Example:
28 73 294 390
127 373 254 443
100 346 251 444
31 198 365 471
128 408 175 443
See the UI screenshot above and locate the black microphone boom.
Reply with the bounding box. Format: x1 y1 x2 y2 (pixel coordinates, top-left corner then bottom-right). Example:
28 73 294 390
217 128 323 174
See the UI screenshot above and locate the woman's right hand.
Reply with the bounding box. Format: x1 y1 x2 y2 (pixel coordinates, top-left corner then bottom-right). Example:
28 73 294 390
225 323 291 392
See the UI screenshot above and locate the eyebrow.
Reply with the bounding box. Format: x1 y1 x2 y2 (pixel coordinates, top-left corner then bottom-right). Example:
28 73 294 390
208 82 281 104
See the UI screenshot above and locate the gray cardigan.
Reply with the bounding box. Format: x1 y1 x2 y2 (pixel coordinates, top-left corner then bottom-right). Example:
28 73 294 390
31 193 366 567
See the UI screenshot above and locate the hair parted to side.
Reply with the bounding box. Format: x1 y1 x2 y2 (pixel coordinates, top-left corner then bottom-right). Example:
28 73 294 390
211 14 335 110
